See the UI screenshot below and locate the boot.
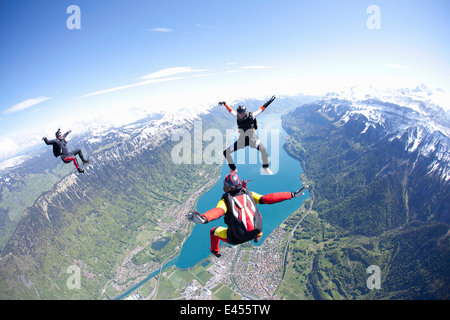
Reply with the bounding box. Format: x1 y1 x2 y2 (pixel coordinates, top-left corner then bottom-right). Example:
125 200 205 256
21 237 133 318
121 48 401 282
210 248 221 258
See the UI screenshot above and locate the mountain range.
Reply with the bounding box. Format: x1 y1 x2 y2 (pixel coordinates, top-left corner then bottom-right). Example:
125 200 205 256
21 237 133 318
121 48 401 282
0 86 448 299
282 84 449 299
324 84 450 183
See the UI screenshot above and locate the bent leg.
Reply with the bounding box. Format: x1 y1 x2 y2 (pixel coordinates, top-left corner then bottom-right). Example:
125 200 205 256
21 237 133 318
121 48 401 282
257 142 270 168
223 134 250 171
249 134 270 169
210 226 228 254
69 148 86 162
62 156 80 170
223 143 237 171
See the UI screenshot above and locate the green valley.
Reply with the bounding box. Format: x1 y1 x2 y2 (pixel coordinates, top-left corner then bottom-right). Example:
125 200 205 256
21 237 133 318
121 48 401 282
279 102 449 299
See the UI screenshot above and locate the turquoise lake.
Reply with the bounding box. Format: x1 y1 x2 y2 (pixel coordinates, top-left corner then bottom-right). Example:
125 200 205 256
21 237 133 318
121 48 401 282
115 113 308 299
176 113 308 269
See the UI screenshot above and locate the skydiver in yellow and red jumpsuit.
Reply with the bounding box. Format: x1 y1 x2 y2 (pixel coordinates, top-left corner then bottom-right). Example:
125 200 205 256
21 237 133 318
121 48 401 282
187 172 306 257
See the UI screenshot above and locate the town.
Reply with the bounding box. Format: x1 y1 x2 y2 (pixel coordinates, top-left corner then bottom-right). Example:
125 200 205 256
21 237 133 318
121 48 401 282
123 225 288 300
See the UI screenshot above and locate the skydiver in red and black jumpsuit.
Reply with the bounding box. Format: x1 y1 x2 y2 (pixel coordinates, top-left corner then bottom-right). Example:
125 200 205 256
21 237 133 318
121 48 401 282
187 172 306 257
43 129 89 173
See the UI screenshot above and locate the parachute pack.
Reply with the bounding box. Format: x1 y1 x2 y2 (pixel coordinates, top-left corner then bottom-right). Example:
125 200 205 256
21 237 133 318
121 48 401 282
52 144 62 158
222 188 262 244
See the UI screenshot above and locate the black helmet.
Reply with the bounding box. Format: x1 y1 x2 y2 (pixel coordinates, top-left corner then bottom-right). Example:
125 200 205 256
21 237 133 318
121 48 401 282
236 105 247 114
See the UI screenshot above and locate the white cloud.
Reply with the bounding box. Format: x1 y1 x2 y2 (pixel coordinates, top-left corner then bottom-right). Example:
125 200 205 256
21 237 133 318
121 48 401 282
140 67 207 80
3 96 50 114
148 27 172 32
81 76 186 97
386 63 410 70
81 67 208 98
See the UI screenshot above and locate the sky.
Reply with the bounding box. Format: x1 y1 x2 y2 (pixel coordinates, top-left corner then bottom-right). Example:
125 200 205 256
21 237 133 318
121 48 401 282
0 0 450 160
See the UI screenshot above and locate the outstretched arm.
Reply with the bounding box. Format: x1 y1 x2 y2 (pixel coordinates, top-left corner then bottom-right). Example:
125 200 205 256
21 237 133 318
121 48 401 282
219 101 237 116
42 137 55 145
202 199 227 221
187 199 227 224
251 186 306 204
252 191 292 204
253 95 276 118
63 130 72 139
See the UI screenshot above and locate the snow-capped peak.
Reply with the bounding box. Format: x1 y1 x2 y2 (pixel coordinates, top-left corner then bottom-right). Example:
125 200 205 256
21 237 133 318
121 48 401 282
321 84 450 183
329 83 445 105
328 84 450 113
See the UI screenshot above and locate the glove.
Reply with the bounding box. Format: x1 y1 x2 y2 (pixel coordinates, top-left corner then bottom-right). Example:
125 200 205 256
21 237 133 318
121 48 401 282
291 186 307 198
218 101 226 106
262 95 276 108
187 211 207 224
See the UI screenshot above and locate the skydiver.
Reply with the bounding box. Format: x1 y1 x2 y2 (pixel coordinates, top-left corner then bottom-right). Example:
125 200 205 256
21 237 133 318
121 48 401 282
219 95 276 175
187 172 306 257
42 128 89 173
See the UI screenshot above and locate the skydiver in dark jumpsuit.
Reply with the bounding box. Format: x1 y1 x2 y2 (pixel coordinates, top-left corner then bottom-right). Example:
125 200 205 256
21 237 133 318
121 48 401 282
220 96 276 175
43 128 89 173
